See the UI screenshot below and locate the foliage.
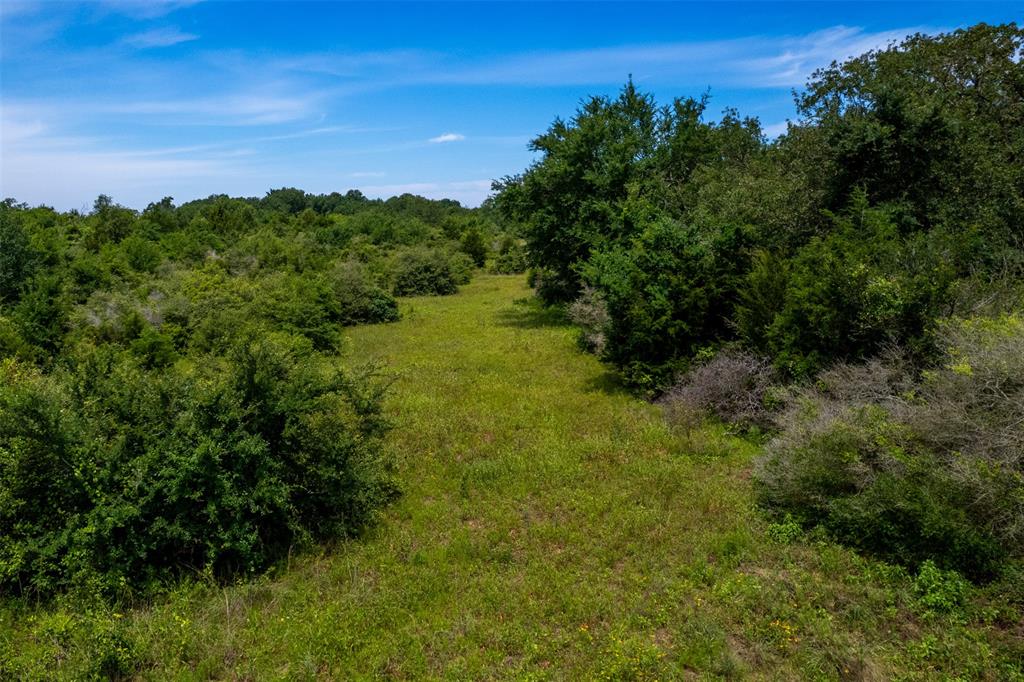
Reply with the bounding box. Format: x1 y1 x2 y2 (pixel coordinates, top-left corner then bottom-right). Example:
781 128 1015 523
3 276 1019 679
390 247 459 296
490 235 528 274
495 81 758 304
329 260 400 325
754 315 1024 578
447 251 476 286
495 23 1024 387
0 203 36 302
757 195 955 375
459 226 488 267
0 334 394 599
914 560 970 614
0 189 494 598
585 217 750 388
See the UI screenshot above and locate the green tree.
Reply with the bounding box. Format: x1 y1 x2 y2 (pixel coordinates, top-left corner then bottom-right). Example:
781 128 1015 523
0 203 36 301
459 226 488 267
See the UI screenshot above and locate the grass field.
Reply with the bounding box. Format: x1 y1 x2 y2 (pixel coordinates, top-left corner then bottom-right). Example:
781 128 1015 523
2 275 1021 680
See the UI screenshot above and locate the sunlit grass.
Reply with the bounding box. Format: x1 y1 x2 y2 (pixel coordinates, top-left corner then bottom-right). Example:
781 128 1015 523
2 275 1020 680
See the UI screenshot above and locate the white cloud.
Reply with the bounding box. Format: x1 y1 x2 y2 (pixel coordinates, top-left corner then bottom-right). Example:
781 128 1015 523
109 92 319 125
98 0 204 20
428 132 465 144
0 136 236 209
737 26 916 87
122 27 198 49
0 102 245 207
431 25 937 89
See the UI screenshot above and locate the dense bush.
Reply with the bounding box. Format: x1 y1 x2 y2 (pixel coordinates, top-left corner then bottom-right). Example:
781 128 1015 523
0 204 36 301
659 349 776 431
490 235 528 274
391 247 459 296
585 217 750 388
751 196 955 375
754 316 1024 578
0 189 494 598
458 226 488 267
0 333 394 598
447 251 476 285
496 24 1024 388
329 260 400 325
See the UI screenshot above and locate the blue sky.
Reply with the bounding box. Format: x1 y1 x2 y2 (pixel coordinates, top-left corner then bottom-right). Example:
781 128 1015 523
1 1 1021 210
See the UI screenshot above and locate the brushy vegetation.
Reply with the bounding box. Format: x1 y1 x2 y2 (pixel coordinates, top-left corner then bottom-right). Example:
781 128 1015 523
658 349 777 432
497 23 1024 584
3 20 1023 680
756 315 1024 579
0 336 394 598
497 23 1024 385
0 189 519 599
2 277 1021 679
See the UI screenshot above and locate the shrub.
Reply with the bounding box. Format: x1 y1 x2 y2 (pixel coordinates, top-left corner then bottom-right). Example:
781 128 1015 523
118 235 162 273
391 247 458 296
754 316 1024 578
490 236 528 274
0 333 395 599
129 326 177 368
346 209 432 246
526 267 576 305
759 199 955 377
914 560 969 613
459 227 488 267
566 285 610 354
260 272 342 350
11 274 68 354
0 206 36 301
329 260 400 325
766 515 803 544
447 251 476 285
659 349 776 430
585 218 750 389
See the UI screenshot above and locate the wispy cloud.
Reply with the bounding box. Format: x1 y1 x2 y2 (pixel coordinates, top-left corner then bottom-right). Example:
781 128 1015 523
0 1 43 20
1 11 952 211
122 27 198 49
0 105 237 208
429 132 465 143
109 91 320 125
428 25 934 89
98 0 205 20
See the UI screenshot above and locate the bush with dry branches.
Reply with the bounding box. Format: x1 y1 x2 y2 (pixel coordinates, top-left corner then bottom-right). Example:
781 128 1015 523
658 349 777 431
754 316 1024 578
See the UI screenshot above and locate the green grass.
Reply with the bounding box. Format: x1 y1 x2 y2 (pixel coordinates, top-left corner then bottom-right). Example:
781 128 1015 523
2 275 1022 680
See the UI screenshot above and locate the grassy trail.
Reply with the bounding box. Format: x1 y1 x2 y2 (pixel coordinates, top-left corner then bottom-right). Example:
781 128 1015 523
5 275 1018 679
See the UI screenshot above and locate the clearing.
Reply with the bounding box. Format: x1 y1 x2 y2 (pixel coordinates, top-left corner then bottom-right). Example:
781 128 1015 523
4 275 1018 679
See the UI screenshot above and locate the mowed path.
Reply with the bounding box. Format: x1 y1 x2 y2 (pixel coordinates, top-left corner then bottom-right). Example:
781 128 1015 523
179 274 767 679
34 274 1011 679
311 275 758 678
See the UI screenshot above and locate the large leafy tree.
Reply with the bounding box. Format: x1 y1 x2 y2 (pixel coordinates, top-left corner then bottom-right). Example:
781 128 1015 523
796 23 1024 253
498 23 1024 387
496 82 724 302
